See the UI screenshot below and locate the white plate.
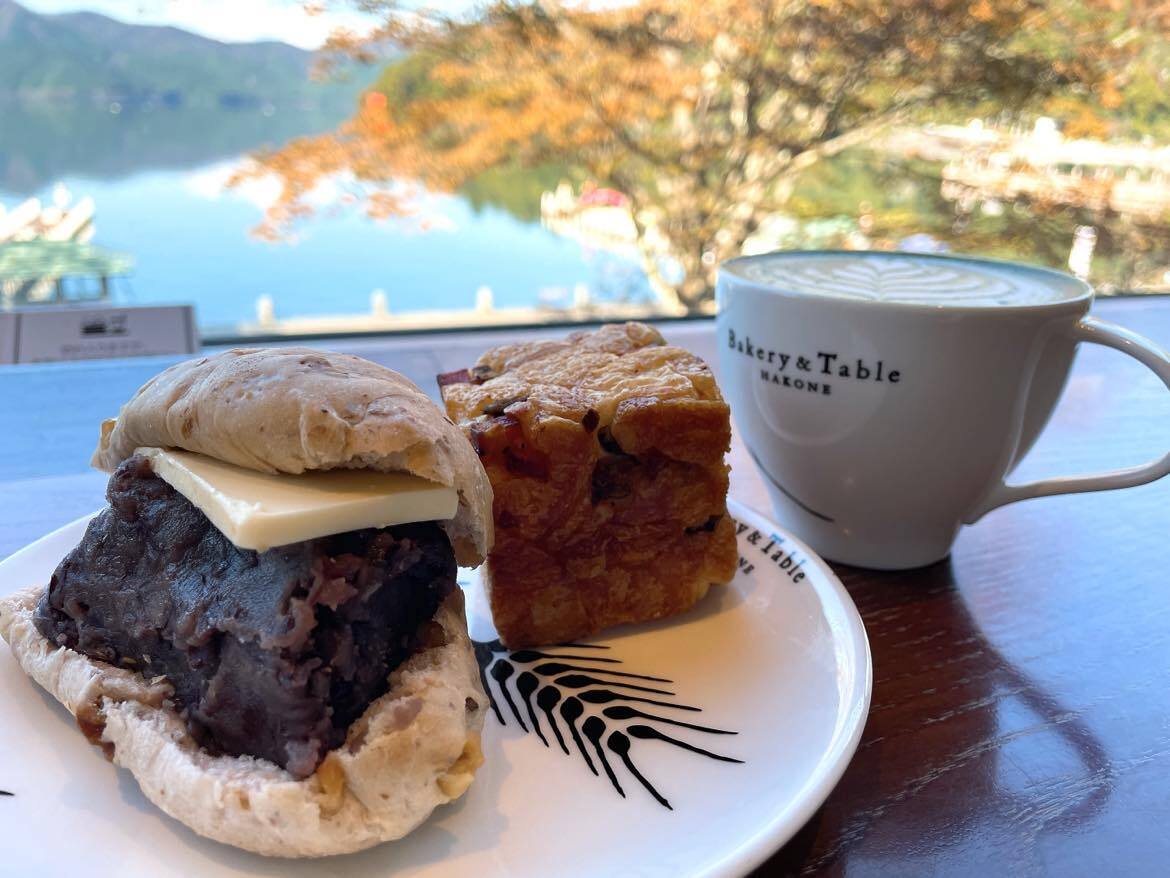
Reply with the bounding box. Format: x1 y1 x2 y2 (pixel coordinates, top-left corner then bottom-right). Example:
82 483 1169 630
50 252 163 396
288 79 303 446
0 499 870 878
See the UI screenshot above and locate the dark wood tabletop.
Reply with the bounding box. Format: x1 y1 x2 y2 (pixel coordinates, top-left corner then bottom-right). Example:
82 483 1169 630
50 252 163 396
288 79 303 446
1 298 1169 875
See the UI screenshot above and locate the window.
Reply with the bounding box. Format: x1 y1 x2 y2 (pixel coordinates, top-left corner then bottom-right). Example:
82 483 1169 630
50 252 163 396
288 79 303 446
2 0 1166 340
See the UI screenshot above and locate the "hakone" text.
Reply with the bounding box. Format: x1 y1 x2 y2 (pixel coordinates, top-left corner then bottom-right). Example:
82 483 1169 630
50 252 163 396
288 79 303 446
728 328 901 394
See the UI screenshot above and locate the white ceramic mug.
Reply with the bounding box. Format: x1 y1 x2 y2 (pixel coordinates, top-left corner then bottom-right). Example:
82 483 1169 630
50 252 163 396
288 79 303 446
716 250 1170 569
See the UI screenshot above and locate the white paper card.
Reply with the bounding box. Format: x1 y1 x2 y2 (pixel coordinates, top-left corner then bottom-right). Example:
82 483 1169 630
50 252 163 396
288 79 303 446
10 305 198 363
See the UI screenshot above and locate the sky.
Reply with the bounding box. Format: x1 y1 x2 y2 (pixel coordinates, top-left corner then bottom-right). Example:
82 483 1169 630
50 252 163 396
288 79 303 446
20 0 391 49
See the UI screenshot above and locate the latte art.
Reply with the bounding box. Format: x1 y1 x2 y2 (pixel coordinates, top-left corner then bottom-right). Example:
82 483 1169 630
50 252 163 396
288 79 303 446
729 253 1085 307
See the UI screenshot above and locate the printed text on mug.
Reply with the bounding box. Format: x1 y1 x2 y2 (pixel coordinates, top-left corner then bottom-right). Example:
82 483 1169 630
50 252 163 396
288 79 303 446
727 328 901 396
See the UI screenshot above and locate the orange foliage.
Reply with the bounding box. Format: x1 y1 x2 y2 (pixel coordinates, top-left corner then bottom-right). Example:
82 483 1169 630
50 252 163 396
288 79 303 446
240 0 1162 307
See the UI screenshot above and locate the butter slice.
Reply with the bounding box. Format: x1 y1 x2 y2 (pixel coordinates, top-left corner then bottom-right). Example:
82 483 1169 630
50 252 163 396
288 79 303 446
137 447 458 551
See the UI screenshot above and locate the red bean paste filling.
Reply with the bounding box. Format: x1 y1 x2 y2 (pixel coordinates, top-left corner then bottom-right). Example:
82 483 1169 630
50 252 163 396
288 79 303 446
34 455 456 779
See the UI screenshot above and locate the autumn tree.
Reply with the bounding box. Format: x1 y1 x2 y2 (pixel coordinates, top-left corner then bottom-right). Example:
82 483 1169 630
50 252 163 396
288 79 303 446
246 0 1163 311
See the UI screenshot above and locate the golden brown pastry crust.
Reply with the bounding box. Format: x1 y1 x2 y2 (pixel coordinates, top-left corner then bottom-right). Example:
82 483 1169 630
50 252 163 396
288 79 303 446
441 323 737 647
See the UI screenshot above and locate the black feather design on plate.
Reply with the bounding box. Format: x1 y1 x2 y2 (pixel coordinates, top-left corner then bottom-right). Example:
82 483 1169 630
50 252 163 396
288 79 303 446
475 639 743 810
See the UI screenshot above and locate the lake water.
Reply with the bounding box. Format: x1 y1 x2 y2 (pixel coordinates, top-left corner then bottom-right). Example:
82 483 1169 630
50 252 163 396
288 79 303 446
4 104 1166 336
1 162 650 333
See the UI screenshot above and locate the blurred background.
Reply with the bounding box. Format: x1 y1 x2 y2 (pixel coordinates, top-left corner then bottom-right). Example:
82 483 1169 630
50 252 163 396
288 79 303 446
2 0 1168 340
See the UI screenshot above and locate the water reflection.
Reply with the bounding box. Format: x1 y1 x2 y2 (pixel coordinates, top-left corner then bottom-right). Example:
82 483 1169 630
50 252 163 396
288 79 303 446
3 104 1167 332
774 560 1112 874
0 100 654 331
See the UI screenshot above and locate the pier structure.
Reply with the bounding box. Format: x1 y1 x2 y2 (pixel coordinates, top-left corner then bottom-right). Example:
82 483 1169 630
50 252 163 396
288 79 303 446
0 187 125 305
885 118 1170 220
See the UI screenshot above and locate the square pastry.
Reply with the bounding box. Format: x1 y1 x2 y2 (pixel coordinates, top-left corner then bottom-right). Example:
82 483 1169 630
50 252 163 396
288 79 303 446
439 322 737 647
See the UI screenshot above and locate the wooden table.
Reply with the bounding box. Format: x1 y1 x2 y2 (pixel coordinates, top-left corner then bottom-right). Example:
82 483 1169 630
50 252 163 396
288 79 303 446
2 298 1169 875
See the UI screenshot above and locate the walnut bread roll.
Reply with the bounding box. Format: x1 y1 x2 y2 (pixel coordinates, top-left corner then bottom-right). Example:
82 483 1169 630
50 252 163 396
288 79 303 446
0 585 484 857
440 322 738 647
93 346 493 567
0 347 494 858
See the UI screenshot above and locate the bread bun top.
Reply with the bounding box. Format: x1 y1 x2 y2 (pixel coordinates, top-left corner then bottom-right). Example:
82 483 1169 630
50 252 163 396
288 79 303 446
92 347 492 567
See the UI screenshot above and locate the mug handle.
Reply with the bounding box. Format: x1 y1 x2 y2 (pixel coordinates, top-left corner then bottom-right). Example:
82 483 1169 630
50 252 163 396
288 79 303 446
966 316 1170 522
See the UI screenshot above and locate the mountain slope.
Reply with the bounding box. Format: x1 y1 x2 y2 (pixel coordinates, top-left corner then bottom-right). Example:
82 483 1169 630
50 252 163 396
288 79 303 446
0 0 349 107
0 1 374 193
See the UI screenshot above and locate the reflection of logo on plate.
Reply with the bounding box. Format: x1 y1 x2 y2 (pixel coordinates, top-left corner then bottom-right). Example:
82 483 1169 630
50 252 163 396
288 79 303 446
0 790 12 797
473 640 743 810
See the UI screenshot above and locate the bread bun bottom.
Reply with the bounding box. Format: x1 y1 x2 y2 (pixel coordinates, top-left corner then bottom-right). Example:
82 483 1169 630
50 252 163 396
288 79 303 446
0 585 487 858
